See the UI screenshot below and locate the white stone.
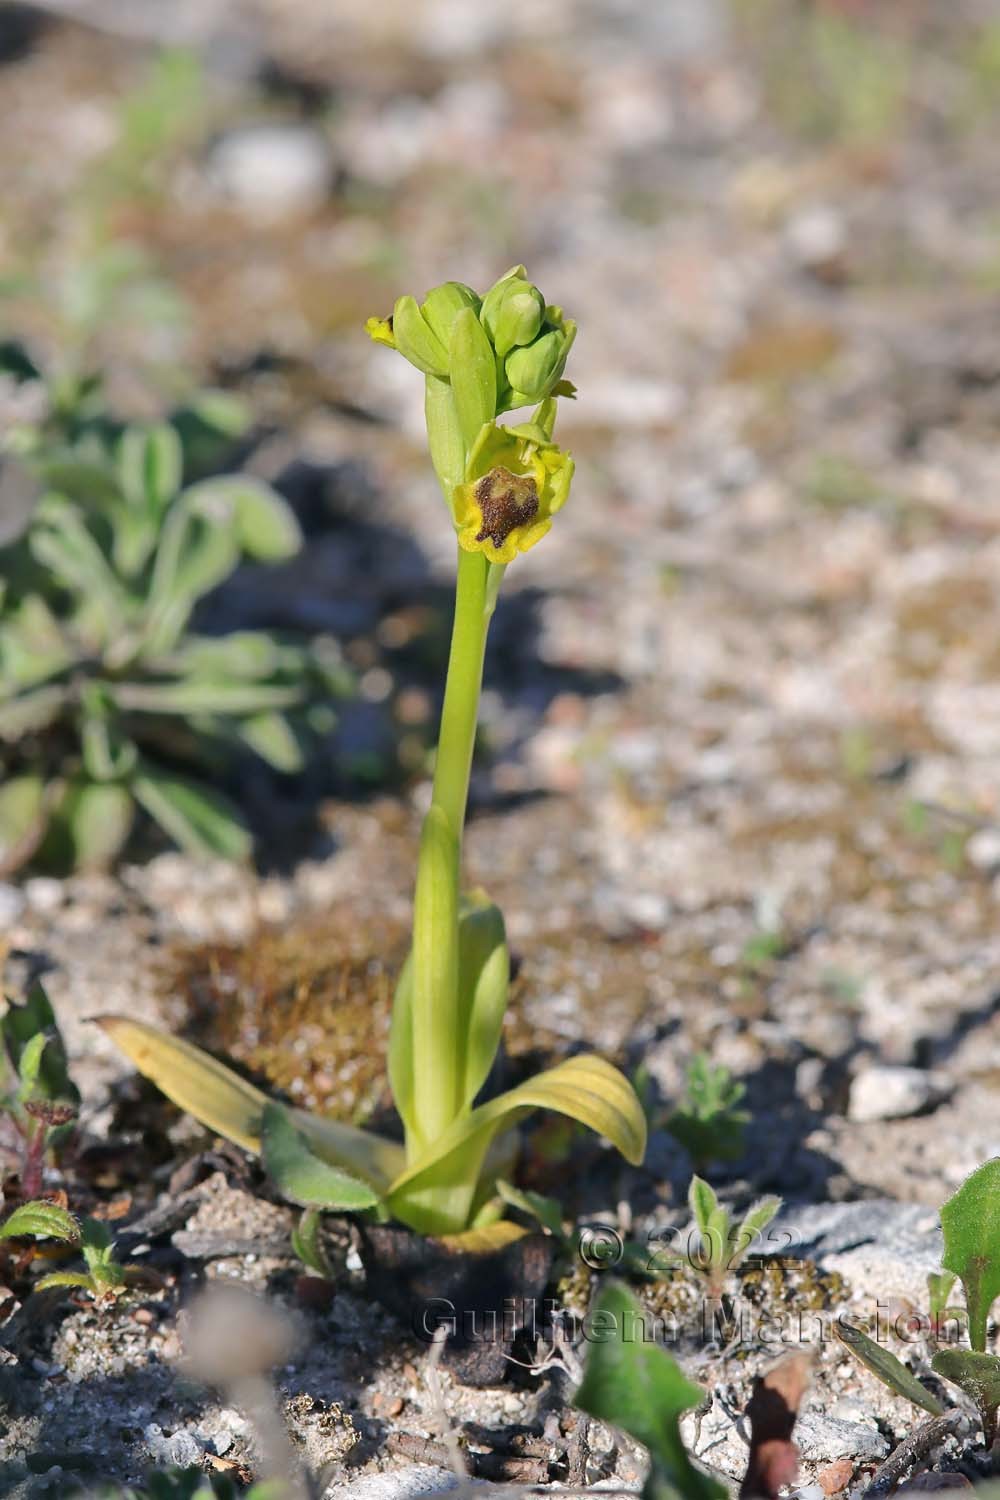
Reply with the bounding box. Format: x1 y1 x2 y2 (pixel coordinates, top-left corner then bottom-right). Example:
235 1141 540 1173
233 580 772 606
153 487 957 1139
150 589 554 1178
24 877 64 914
323 1466 461 1500
794 1410 888 1463
966 826 1000 873
0 883 26 926
847 1065 945 1123
209 125 332 218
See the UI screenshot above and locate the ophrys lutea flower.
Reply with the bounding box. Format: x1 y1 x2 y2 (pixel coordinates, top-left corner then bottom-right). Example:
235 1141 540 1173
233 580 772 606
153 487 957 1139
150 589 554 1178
453 412 574 566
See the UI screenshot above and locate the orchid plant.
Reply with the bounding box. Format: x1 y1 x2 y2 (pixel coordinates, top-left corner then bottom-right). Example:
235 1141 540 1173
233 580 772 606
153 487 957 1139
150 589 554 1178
101 268 646 1241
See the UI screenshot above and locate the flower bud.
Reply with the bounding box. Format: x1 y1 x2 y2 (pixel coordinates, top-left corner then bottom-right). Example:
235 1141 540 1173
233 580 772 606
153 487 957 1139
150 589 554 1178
392 294 449 378
421 282 480 350
448 307 497 450
480 274 545 359
504 323 574 405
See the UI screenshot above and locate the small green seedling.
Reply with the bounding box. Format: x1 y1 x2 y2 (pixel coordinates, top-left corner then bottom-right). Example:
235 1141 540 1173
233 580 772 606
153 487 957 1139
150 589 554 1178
837 1160 1000 1448
1 411 346 870
687 1175 782 1299
0 983 79 1198
931 1158 1000 1445
666 1055 749 1171
102 269 646 1242
575 1280 725 1500
35 1216 147 1304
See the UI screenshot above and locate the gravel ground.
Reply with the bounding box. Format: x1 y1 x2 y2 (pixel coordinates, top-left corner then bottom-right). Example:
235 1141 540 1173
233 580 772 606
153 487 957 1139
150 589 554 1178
2 0 1000 1493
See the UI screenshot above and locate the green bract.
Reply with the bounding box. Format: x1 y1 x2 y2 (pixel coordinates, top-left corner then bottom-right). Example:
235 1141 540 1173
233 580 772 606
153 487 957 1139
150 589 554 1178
0 416 347 871
104 268 646 1242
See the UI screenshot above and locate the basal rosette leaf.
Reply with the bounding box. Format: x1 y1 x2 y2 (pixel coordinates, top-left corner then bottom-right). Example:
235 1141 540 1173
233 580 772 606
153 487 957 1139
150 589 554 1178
385 1053 647 1236
96 1016 403 1193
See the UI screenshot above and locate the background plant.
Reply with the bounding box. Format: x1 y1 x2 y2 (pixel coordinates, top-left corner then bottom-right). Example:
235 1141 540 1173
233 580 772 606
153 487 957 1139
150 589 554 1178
102 268 646 1240
838 1158 1000 1448
0 983 79 1198
666 1055 749 1172
575 1280 725 1500
686 1175 781 1300
0 411 349 871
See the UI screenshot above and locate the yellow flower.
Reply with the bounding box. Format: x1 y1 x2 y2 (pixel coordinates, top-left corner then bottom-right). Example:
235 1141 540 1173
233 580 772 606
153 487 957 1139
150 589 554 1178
453 422 574 566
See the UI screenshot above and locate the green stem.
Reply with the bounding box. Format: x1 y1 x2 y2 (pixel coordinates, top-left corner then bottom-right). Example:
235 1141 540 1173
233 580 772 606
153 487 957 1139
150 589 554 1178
430 545 490 838
405 545 494 1157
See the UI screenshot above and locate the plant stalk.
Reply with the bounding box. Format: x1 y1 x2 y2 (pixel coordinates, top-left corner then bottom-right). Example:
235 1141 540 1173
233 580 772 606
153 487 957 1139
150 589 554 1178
430 545 490 839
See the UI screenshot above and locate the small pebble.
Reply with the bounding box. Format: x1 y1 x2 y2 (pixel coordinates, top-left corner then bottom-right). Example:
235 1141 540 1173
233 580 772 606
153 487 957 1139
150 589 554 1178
24 877 64 914
818 1458 855 1494
848 1065 946 1123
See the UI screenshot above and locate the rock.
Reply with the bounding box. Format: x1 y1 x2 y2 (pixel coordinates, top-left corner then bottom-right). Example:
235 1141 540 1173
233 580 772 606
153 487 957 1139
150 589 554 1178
208 124 333 217
965 826 1000 873
23 876 64 914
817 1458 855 1494
848 1066 946 1123
795 1410 888 1463
0 883 26 926
322 1467 461 1500
786 206 848 280
773 1200 942 1266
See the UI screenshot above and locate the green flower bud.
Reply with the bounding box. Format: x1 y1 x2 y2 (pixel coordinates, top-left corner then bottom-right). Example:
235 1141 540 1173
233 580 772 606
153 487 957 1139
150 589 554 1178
448 307 497 450
480 275 545 359
392 294 449 378
421 282 480 350
504 322 575 405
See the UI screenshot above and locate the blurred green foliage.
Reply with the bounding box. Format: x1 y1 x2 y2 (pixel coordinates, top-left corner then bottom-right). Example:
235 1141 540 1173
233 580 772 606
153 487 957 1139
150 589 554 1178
0 373 349 872
666 1053 749 1171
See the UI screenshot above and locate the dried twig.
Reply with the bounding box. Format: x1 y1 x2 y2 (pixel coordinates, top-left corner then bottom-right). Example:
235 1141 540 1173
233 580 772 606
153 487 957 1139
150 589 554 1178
864 1412 965 1499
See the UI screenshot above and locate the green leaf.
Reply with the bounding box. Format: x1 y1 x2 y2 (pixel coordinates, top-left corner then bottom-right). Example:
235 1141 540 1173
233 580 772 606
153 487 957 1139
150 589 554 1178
95 1014 403 1191
688 1175 718 1241
118 423 182 513
940 1157 1000 1351
496 1179 565 1238
0 594 72 688
160 631 280 681
1 982 79 1104
262 1102 381 1211
183 477 302 561
734 1196 782 1260
835 1320 945 1415
290 1206 332 1278
386 1052 647 1236
0 773 47 872
67 780 135 869
389 891 509 1154
17 1031 48 1096
33 456 120 507
928 1269 959 1322
575 1281 725 1500
232 712 305 772
29 499 126 634
112 679 304 716
450 307 497 451
34 1271 95 1293
131 765 251 861
144 504 239 652
932 1348 1000 1420
0 1200 80 1243
0 684 67 742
